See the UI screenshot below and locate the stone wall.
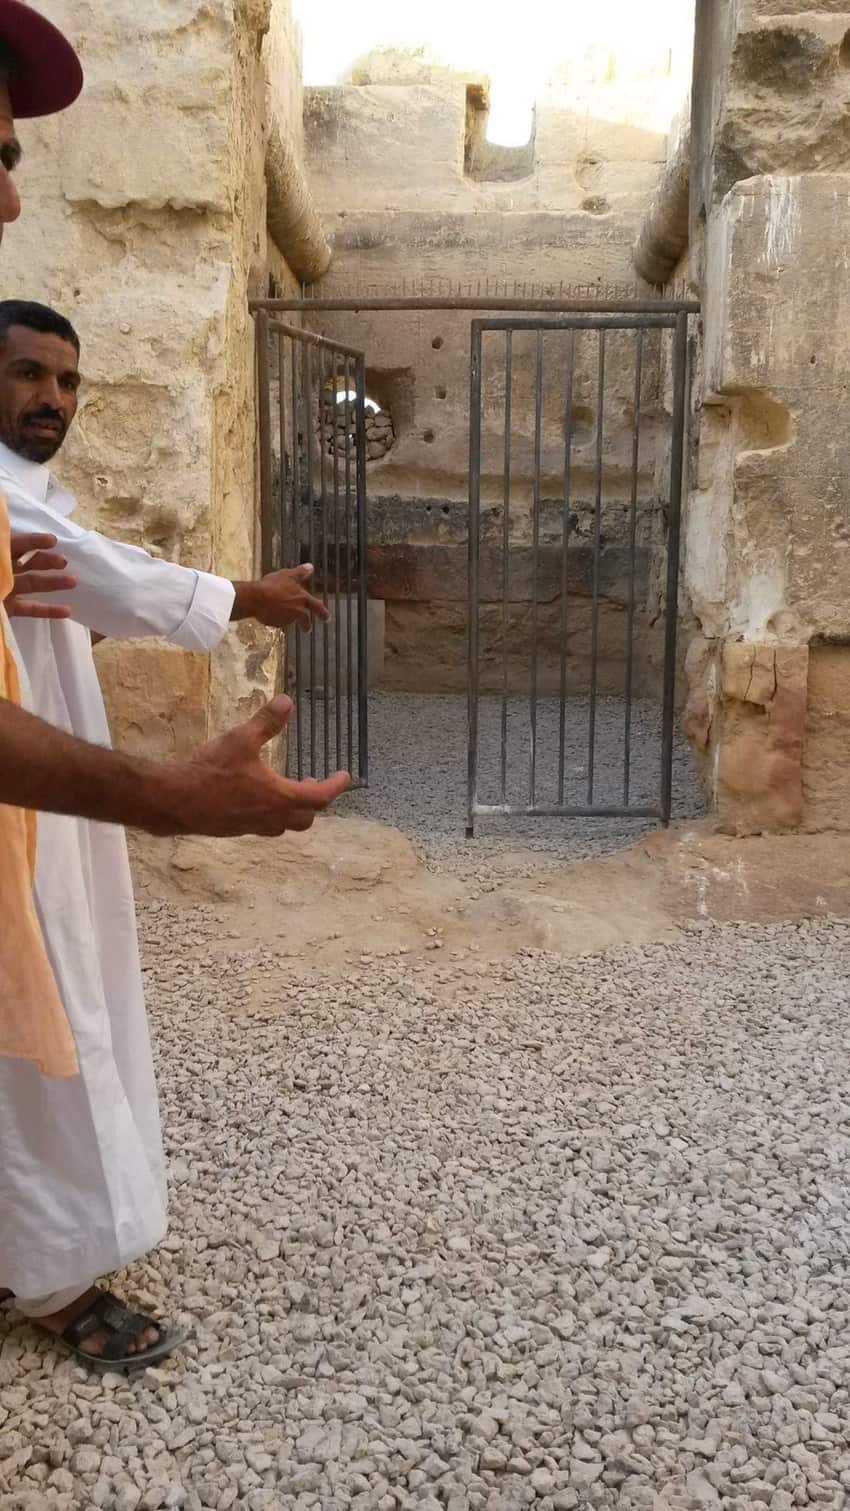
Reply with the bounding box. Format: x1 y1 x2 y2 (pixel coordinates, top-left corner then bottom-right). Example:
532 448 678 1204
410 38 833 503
2 0 304 759
681 1 850 833
301 49 687 693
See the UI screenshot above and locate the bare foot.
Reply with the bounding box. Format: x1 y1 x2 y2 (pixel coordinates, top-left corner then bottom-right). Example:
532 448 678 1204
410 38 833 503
36 1287 160 1357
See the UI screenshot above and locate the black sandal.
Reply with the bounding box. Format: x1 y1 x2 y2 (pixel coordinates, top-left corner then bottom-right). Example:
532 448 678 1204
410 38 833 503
56 1289 185 1372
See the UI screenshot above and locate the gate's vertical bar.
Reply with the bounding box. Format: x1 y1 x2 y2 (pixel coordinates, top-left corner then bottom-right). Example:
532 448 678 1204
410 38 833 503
623 329 644 805
343 355 354 778
277 328 287 574
355 354 369 784
290 334 304 779
275 328 287 770
659 312 689 823
466 322 483 839
558 329 576 806
302 340 317 775
318 347 330 778
587 330 606 805
529 330 543 808
331 351 343 772
255 309 274 577
500 331 512 806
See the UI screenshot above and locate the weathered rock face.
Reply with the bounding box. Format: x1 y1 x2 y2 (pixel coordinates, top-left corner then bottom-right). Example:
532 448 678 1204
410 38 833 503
2 0 304 758
684 637 808 835
682 3 850 833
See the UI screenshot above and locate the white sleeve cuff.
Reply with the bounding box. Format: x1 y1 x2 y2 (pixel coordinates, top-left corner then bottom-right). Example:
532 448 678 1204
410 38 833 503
169 571 235 652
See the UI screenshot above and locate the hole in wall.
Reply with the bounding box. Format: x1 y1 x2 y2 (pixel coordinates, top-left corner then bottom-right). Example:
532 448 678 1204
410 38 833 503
432 337 444 350
581 196 610 216
423 430 435 444
435 386 447 399
319 366 414 467
322 387 395 463
464 83 536 182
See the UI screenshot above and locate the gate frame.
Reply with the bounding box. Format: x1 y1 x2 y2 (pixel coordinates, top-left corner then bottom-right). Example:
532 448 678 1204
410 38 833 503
466 307 692 838
250 291 698 822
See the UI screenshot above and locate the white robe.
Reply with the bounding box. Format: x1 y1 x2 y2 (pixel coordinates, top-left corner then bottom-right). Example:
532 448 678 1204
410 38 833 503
0 441 234 1300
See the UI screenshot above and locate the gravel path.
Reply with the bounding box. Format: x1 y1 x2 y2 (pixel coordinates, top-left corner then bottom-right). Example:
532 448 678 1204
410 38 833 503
3 904 849 1511
345 694 704 880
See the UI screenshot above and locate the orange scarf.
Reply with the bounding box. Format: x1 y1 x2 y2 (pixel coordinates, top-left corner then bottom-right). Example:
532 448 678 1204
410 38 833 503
0 494 79 1076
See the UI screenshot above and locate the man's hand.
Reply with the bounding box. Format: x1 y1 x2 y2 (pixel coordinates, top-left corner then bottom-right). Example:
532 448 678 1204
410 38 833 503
0 692 350 838
7 532 77 620
155 695 350 836
231 563 331 632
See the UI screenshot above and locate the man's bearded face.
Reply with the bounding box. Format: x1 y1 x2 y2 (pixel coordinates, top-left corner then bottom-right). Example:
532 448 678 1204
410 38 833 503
0 325 80 463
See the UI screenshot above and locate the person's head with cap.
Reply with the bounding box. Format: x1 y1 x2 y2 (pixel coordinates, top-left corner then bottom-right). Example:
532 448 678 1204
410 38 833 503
0 0 82 241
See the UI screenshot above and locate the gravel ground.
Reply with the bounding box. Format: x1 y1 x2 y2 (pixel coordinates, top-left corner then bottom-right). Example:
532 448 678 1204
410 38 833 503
2 905 849 1511
344 693 704 880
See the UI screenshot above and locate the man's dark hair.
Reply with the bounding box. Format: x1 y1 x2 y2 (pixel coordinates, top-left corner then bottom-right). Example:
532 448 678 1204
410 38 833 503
0 300 80 356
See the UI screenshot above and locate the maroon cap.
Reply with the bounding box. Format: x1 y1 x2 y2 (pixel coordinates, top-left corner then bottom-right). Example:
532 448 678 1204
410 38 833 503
0 0 83 119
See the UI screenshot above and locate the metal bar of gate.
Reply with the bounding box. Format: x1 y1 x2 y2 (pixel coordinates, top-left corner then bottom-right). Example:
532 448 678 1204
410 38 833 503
290 334 304 779
466 322 483 839
500 332 512 806
354 355 369 786
255 309 274 577
344 355 354 778
318 346 330 778
623 330 644 806
252 297 700 315
587 330 606 806
302 341 317 775
332 353 343 770
557 331 575 806
277 333 287 582
659 311 690 824
529 331 543 808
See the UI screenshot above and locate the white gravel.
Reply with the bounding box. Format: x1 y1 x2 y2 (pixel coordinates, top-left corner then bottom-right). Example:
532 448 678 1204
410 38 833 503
2 902 849 1511
345 693 704 879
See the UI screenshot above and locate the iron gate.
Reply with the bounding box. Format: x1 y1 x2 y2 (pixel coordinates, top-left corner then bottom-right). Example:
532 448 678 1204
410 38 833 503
253 310 368 785
466 309 690 837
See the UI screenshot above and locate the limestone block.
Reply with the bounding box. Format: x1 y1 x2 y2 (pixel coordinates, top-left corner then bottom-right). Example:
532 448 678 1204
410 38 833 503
684 637 809 834
681 634 714 757
44 0 234 40
304 86 467 212
705 175 850 401
94 641 210 762
31 0 235 212
380 597 659 696
802 643 850 832
696 174 850 643
717 11 850 184
366 543 649 608
579 115 666 166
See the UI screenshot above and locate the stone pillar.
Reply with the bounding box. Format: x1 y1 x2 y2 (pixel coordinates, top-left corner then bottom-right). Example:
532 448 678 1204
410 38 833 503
683 4 850 833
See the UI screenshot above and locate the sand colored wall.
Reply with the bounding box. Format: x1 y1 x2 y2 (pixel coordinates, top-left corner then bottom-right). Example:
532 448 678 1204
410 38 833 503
2 0 305 758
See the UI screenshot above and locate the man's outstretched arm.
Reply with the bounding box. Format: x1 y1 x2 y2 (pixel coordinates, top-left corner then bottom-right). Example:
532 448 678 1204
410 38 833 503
0 694 349 838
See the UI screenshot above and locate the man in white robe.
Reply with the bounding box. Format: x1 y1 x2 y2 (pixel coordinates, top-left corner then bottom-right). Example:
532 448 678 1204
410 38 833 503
0 297 334 1365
